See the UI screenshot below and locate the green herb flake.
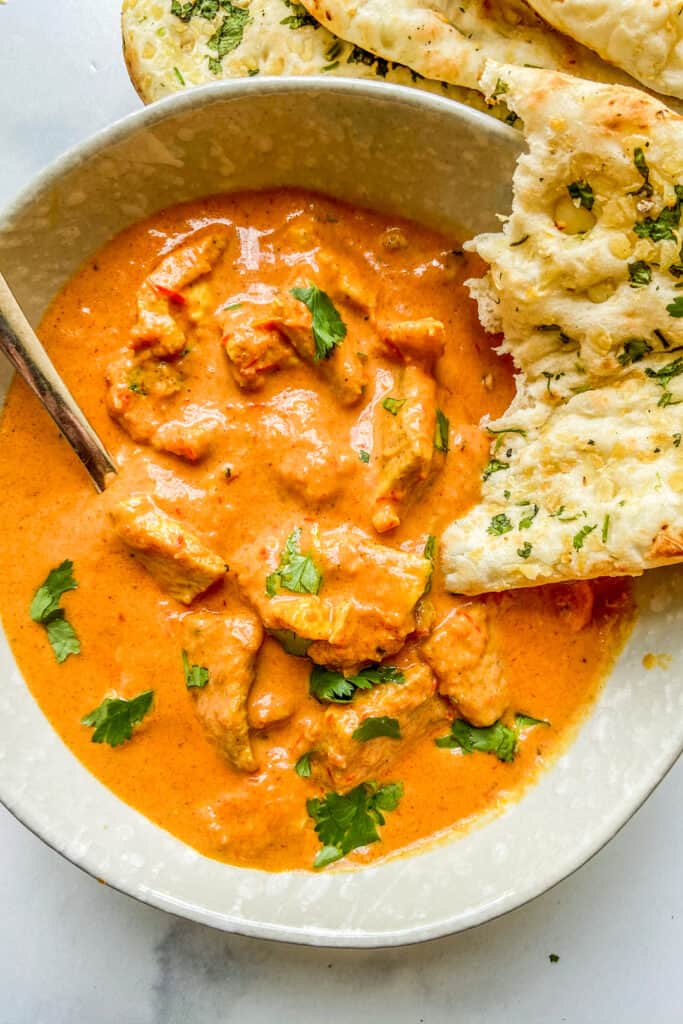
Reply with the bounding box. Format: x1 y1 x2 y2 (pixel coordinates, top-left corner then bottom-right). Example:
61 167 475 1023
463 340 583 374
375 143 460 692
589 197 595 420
632 147 654 197
567 180 595 211
290 282 347 361
280 0 318 28
358 449 370 463
309 663 405 704
601 514 611 543
423 534 437 595
674 433 682 447
382 396 406 416
435 713 548 762
573 524 597 551
173 66 186 85
182 649 209 689
510 235 529 247
295 752 312 778
549 953 560 964
618 338 653 366
519 504 539 530
517 542 533 559
267 629 312 657
265 527 323 597
487 513 513 536
628 260 652 287
666 296 683 317
81 690 154 748
482 459 510 482
352 716 401 742
645 357 683 407
206 2 249 73
30 560 81 663
307 780 403 868
434 409 450 453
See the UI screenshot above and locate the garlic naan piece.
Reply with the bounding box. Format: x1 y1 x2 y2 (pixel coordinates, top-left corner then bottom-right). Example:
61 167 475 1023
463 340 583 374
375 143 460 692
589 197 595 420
122 0 490 112
443 65 683 594
525 0 683 101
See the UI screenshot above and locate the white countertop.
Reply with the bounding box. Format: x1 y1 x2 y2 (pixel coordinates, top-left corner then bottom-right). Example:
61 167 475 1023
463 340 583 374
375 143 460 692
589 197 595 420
1 2 682 1020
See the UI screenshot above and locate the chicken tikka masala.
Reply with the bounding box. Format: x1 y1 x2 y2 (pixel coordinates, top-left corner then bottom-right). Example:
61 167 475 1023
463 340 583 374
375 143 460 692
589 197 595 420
0 190 632 871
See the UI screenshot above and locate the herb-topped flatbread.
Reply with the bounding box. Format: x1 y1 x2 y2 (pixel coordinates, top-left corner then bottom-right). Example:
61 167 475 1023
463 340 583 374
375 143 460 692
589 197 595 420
525 0 683 100
121 0 491 113
443 64 683 594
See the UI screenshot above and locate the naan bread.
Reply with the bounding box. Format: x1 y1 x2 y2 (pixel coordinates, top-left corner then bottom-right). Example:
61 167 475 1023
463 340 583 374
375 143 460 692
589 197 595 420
443 64 683 594
299 0 638 94
525 0 683 100
122 0 490 113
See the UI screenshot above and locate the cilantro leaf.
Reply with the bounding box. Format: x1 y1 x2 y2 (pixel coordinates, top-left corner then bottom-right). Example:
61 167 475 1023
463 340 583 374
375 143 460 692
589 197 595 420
352 716 401 742
266 528 322 596
30 560 80 663
518 504 539 530
182 649 209 689
435 713 548 762
645 357 683 406
567 180 595 210
290 283 347 361
487 513 512 536
482 459 510 482
573 524 597 551
358 449 370 463
30 559 77 623
632 147 653 198
81 690 154 747
267 629 312 657
295 752 312 778
634 198 682 242
434 409 450 453
207 3 249 73
628 261 652 287
666 296 683 317
309 663 405 704
517 541 532 559
280 0 318 28
307 780 404 868
618 338 653 365
423 533 437 595
382 396 406 416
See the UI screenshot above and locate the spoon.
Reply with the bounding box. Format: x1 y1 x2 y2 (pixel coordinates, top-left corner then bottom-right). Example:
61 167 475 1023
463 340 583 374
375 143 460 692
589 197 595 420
0 271 116 492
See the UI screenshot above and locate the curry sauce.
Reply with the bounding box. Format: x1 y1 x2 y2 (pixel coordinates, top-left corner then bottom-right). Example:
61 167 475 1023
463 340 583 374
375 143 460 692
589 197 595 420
0 190 632 871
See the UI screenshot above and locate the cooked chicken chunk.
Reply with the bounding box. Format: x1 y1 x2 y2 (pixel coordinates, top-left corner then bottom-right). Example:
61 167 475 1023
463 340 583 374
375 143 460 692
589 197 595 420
222 315 300 390
131 227 229 358
373 365 438 533
184 610 263 771
306 657 447 791
379 318 445 369
111 494 226 604
420 602 510 727
236 525 431 668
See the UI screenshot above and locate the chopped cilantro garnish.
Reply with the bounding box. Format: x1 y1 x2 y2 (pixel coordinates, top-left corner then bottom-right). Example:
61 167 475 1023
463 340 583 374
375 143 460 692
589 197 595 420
573 524 597 551
482 459 510 481
634 193 682 242
30 560 81 663
280 0 318 28
266 528 322 596
382 396 406 415
182 649 209 689
601 514 610 543
666 296 683 317
309 663 405 704
290 282 347 361
307 781 403 868
81 690 154 747
519 504 539 530
618 338 653 366
435 713 548 762
423 534 437 594
674 433 682 447
567 180 595 210
352 716 401 742
487 513 513 536
517 542 533 559
295 752 312 778
434 409 450 453
628 261 652 287
346 44 391 77
645 357 683 406
173 66 186 85
206 2 249 73
358 449 370 463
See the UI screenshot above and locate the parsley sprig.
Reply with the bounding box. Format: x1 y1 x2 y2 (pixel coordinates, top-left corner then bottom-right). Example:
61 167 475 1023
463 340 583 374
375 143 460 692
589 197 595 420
29 560 81 663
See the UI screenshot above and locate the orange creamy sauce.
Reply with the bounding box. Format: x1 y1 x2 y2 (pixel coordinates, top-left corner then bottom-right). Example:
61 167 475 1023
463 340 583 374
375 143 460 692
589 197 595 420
0 190 631 871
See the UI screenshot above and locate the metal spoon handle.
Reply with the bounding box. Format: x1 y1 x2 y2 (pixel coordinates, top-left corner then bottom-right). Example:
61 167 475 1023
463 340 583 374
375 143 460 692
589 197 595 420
0 271 116 492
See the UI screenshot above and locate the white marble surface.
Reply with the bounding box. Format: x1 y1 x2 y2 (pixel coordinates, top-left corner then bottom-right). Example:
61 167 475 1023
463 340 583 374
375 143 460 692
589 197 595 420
1 2 682 1020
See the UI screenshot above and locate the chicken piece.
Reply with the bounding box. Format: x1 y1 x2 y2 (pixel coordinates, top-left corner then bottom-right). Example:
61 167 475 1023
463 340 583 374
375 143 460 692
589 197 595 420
131 227 229 358
274 291 367 406
236 524 430 669
306 658 447 791
379 318 445 369
317 249 377 314
261 389 353 504
547 581 595 631
420 602 510 727
184 610 263 771
222 317 300 390
111 494 226 605
373 365 438 533
248 674 300 731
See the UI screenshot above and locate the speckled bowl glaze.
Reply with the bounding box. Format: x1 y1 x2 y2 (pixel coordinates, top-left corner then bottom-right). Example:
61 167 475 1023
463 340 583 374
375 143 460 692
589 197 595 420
0 80 681 948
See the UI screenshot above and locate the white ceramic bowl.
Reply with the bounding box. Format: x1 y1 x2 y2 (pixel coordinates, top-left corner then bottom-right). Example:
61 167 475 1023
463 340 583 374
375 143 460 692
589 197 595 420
1 79 682 947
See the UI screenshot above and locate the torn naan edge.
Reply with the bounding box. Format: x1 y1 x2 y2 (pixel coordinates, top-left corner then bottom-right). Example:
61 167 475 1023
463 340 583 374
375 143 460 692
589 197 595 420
122 0 492 116
442 65 683 595
525 0 683 101
300 0 645 95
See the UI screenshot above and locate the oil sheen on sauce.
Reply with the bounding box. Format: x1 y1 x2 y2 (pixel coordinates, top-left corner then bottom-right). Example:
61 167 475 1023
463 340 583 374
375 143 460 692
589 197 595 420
0 190 632 872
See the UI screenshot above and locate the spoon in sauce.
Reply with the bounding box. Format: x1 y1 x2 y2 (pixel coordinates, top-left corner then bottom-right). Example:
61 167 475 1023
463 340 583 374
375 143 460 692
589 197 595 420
0 271 115 491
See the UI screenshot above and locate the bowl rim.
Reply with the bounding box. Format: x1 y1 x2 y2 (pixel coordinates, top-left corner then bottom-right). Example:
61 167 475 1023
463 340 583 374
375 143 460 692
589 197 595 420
0 76 680 948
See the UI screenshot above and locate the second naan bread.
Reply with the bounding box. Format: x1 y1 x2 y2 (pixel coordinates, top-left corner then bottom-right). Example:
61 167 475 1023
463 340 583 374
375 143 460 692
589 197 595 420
443 64 683 594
